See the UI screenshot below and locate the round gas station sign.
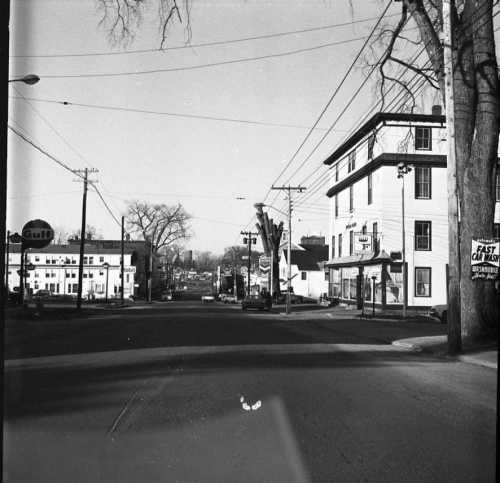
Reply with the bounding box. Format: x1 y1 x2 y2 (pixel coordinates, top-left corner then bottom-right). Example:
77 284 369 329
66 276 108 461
22 219 54 249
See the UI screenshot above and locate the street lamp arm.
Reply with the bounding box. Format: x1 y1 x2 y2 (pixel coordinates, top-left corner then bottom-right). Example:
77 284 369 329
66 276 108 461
254 202 287 217
9 74 40 85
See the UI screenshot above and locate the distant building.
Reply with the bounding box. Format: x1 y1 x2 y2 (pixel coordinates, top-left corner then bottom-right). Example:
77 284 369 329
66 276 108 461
278 238 329 299
7 243 135 299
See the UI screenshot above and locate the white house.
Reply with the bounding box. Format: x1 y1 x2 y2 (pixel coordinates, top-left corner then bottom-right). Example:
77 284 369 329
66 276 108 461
323 108 500 309
7 243 136 300
278 236 329 299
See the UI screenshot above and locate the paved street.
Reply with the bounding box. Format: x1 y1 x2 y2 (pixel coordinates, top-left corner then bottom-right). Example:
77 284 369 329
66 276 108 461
4 302 497 482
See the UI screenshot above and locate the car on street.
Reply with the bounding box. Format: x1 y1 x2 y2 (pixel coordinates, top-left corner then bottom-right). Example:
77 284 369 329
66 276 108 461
276 290 303 304
34 289 51 299
429 304 447 324
201 294 215 303
161 291 173 301
241 294 271 311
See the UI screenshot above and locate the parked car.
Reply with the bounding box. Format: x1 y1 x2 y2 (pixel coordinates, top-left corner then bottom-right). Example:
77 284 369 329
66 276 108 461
201 294 215 303
241 294 271 311
161 291 173 301
218 293 228 302
224 294 238 304
276 290 303 304
34 289 51 299
429 304 447 324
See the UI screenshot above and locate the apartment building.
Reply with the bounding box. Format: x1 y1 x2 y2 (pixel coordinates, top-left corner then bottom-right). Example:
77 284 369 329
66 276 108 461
323 109 500 309
7 243 135 300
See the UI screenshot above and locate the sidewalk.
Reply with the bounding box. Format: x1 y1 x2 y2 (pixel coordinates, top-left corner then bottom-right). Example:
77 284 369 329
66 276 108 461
392 335 498 369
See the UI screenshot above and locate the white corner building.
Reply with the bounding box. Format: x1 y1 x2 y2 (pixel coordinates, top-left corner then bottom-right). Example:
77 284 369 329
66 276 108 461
323 109 500 310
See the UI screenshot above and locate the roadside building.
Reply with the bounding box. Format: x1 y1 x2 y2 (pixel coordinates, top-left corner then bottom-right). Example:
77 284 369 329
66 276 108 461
323 109 500 310
7 243 135 300
278 236 329 299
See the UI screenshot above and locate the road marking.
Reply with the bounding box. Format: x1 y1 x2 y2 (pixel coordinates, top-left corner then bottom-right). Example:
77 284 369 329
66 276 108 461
107 390 139 436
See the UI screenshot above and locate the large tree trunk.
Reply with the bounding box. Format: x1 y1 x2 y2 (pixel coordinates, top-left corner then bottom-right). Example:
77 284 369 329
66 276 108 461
454 2 499 344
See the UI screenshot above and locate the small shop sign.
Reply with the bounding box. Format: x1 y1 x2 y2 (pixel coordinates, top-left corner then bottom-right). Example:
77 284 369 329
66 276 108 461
470 238 500 280
354 233 372 254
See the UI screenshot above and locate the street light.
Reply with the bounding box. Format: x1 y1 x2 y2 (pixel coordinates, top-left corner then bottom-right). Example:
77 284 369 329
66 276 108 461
8 74 40 85
397 162 412 319
102 262 110 303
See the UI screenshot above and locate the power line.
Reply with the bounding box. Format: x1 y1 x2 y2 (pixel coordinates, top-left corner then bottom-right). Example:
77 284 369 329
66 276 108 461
25 35 383 80
8 124 83 178
10 13 401 59
262 1 393 203
8 96 332 131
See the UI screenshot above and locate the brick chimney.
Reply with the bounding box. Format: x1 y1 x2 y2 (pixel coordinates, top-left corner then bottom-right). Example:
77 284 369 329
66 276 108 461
432 105 442 116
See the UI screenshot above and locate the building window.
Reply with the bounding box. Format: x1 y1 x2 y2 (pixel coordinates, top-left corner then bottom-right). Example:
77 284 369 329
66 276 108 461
349 231 354 255
89 273 94 279
373 222 378 252
367 173 373 205
66 272 70 278
51 272 56 278
496 171 500 201
46 258 50 264
331 236 336 258
51 259 56 264
301 271 307 280
494 224 500 239
126 274 130 283
335 195 339 218
338 234 342 258
349 185 354 212
415 267 431 297
45 272 50 278
71 272 76 278
415 166 431 199
89 257 94 265
367 134 375 159
83 257 88 264
99 256 104 263
362 225 367 235
35 256 40 262
83 273 88 278
348 150 356 172
72 259 76 264
335 163 339 182
415 221 432 250
415 126 432 150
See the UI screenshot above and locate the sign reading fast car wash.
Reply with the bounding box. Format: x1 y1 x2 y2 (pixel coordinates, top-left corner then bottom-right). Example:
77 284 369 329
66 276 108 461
470 238 500 280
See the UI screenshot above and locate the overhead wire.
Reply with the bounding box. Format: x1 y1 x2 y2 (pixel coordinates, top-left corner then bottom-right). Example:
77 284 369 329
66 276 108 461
10 13 401 59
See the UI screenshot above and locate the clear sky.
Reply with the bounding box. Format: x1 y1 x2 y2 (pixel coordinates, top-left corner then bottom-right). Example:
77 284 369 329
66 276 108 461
7 1 499 255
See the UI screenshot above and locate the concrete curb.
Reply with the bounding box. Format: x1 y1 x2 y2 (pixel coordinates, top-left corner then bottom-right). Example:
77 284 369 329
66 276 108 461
456 354 497 370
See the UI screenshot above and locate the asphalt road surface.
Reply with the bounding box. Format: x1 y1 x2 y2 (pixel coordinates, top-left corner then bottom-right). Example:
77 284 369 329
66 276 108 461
4 302 497 482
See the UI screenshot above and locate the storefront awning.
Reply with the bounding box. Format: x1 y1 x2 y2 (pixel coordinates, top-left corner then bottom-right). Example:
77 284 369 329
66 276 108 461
325 250 392 268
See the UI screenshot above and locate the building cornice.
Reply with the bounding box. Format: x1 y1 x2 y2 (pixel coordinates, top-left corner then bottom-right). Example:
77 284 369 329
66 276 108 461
325 153 447 198
323 112 446 166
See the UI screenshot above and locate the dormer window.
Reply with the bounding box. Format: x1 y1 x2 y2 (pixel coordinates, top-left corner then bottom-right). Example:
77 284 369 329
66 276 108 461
415 126 432 150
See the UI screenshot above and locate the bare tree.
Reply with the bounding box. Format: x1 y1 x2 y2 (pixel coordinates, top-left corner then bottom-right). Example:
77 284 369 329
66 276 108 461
96 0 191 48
126 200 191 254
68 224 103 241
255 205 284 297
377 1 499 344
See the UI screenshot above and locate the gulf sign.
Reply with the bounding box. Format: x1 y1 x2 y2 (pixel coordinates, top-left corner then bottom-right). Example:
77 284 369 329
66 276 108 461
22 219 54 249
471 238 500 280
259 256 271 273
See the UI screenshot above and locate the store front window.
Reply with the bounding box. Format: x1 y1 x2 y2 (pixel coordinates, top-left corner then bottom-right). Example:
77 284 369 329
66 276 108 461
363 265 382 303
329 268 341 297
341 267 358 300
385 265 403 304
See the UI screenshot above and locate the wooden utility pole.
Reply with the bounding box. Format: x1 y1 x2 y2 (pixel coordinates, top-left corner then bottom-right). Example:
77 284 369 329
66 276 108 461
74 167 98 309
241 231 258 295
443 0 462 354
120 215 125 305
271 186 306 314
